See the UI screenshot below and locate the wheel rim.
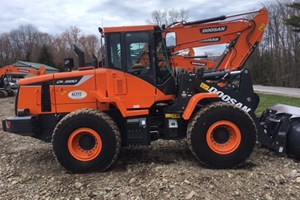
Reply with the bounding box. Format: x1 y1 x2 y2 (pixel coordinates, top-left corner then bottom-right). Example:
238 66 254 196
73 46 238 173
206 120 241 155
68 128 102 161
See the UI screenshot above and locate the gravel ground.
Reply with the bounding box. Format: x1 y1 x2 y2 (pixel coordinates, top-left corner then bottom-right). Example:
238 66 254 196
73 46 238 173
1 96 300 200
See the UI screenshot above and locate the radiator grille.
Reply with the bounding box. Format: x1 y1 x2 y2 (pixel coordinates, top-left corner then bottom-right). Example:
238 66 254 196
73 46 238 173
41 82 51 112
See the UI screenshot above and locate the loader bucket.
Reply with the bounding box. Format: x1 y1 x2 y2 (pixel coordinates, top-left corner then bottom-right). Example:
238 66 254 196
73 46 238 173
259 104 300 157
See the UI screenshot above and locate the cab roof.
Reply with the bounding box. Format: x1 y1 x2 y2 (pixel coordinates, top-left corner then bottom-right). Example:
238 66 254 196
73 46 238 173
104 25 158 33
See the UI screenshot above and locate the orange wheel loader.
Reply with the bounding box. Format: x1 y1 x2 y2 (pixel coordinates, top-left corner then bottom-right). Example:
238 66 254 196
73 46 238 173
2 8 271 172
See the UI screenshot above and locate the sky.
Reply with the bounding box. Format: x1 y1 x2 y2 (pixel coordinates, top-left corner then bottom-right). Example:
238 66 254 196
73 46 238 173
0 0 272 35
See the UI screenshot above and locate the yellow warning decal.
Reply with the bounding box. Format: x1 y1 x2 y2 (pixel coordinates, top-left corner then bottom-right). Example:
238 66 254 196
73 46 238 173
258 23 266 31
165 113 181 119
200 82 210 91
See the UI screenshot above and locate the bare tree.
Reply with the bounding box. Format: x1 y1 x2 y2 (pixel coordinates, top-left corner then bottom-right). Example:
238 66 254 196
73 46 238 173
248 0 300 87
61 26 82 50
52 26 102 68
52 26 82 68
147 8 189 26
0 24 103 69
0 24 43 65
79 34 100 62
0 34 13 65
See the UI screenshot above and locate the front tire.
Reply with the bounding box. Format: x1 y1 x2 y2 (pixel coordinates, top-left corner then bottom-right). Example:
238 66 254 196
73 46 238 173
52 109 121 172
187 102 256 168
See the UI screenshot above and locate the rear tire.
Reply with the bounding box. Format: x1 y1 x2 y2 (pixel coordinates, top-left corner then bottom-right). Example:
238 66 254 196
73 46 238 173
187 102 256 168
52 109 121 173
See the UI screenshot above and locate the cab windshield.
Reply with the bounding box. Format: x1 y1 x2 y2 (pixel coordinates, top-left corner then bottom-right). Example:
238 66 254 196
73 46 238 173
105 30 172 85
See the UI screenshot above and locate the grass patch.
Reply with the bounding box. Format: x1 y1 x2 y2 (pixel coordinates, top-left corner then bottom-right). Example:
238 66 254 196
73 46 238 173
256 93 300 115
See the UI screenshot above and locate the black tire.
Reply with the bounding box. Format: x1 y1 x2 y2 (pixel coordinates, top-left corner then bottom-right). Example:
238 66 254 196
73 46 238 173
0 90 8 98
7 90 15 97
0 90 5 98
52 109 121 173
187 102 256 168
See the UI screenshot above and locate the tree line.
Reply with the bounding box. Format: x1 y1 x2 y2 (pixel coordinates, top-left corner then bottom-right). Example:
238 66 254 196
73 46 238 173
246 0 300 87
0 1 299 87
0 25 102 71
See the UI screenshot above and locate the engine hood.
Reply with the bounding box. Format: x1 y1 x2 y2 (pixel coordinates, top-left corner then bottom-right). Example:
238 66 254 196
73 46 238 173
18 69 97 86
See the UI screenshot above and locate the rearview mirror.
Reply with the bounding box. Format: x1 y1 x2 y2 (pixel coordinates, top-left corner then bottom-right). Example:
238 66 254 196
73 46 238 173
64 58 74 71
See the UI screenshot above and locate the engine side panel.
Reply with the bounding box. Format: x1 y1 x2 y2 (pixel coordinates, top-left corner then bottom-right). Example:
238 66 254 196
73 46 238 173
53 71 97 112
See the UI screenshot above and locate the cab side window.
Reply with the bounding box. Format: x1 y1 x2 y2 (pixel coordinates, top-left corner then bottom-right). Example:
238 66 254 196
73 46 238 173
108 33 122 69
125 32 151 75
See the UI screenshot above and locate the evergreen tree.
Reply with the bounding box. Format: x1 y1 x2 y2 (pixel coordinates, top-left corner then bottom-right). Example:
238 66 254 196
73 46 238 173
24 51 31 62
38 45 55 67
285 3 300 32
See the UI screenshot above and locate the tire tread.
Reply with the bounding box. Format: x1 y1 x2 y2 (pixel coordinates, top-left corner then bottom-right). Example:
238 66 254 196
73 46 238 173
52 108 121 172
187 102 256 168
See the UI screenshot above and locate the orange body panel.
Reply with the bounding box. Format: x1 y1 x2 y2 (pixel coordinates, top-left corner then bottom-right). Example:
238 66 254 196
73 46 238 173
182 93 219 120
93 69 174 117
18 68 174 117
18 74 55 114
104 25 156 33
18 86 42 114
18 73 53 85
171 56 216 70
53 71 96 107
56 103 97 113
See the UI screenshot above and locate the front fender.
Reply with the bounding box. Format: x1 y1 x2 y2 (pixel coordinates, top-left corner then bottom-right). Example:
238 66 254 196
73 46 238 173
182 93 219 120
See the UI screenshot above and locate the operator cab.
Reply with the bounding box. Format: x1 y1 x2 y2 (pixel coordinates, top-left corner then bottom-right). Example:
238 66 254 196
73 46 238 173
103 25 175 94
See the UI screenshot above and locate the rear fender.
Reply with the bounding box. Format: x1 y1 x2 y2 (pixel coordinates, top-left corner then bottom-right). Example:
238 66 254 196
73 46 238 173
90 91 149 118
